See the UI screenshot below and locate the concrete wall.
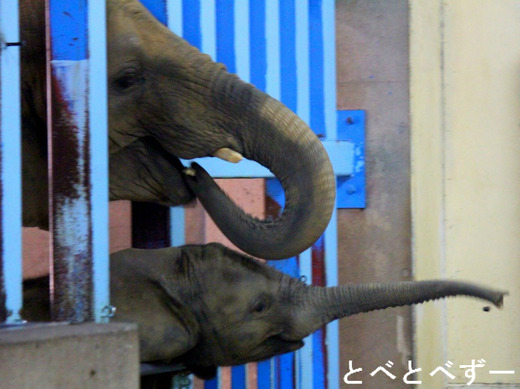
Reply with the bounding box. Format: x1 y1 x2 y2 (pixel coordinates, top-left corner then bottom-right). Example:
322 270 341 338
0 323 139 389
336 1 412 388
411 1 520 387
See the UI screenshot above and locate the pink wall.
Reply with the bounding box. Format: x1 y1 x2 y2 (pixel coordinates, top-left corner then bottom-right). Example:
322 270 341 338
23 200 132 279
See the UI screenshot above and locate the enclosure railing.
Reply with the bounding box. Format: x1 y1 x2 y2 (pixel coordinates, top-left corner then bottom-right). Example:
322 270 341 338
0 0 110 324
47 0 110 323
0 1 363 388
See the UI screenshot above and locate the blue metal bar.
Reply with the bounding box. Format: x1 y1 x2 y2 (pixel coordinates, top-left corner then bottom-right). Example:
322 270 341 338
312 328 326 388
0 0 23 323
337 110 366 208
204 377 219 389
216 0 235 73
183 0 201 49
308 0 325 139
48 0 109 323
257 359 272 389
231 365 246 388
140 0 167 25
279 353 295 388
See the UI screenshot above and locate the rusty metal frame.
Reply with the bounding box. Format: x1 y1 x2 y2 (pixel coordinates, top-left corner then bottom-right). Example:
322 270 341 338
46 0 109 323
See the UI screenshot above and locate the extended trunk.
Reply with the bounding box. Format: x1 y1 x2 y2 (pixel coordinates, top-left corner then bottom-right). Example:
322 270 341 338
292 280 506 339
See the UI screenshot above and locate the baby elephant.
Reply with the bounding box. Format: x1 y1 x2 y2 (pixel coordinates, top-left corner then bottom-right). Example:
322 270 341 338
23 243 506 379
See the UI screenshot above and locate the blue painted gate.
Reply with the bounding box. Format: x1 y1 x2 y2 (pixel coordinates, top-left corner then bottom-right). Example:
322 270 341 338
0 0 365 387
137 1 365 389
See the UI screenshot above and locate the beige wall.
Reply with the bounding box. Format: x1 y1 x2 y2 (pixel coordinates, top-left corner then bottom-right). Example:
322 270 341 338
411 1 520 386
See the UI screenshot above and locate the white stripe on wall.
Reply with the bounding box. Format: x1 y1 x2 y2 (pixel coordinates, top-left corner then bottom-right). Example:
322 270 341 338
200 0 216 59
167 0 183 36
265 0 280 100
88 0 110 323
0 0 23 323
234 0 250 82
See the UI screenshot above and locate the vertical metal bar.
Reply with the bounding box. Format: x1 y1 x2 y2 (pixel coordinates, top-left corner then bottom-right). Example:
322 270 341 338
47 0 109 323
169 207 185 247
88 0 109 324
298 250 314 389
295 1 313 387
167 0 183 36
265 0 280 100
308 0 325 139
322 0 336 141
231 365 246 388
280 0 296 113
249 0 266 92
295 0 310 126
324 207 338 389
182 0 201 49
320 0 339 385
234 0 249 82
311 236 327 389
0 0 23 324
200 0 216 59
257 360 271 389
216 0 235 73
140 0 167 25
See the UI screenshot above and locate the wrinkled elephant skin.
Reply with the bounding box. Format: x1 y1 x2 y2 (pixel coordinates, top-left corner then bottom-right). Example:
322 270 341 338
22 243 507 379
20 0 335 259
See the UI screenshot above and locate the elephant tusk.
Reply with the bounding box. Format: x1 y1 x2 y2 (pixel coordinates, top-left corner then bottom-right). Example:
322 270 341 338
183 168 197 176
213 148 243 163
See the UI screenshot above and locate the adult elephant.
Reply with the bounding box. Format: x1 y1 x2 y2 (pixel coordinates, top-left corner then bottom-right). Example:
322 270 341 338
20 0 335 260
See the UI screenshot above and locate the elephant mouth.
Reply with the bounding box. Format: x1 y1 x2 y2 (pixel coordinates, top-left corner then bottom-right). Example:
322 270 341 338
241 335 304 364
109 136 196 206
116 136 242 207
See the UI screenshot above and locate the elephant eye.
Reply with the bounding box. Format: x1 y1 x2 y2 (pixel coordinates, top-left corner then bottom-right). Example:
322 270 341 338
251 297 270 315
113 68 142 92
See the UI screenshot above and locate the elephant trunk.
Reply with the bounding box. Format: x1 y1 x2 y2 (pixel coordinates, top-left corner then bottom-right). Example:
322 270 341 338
289 281 506 340
186 74 335 260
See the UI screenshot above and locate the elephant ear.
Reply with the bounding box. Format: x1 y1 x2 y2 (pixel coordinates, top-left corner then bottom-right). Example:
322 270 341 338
146 279 201 363
110 249 201 363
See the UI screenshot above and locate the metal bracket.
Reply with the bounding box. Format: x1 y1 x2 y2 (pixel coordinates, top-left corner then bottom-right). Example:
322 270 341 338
336 110 366 208
0 34 24 50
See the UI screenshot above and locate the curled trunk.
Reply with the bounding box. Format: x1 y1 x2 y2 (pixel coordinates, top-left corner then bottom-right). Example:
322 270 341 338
186 76 336 260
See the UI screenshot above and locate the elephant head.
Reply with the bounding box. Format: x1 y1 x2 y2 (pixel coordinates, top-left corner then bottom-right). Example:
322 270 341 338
106 0 336 260
107 243 506 379
20 0 335 259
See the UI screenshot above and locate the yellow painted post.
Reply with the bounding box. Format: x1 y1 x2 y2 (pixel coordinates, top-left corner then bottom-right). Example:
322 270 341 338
411 0 520 386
